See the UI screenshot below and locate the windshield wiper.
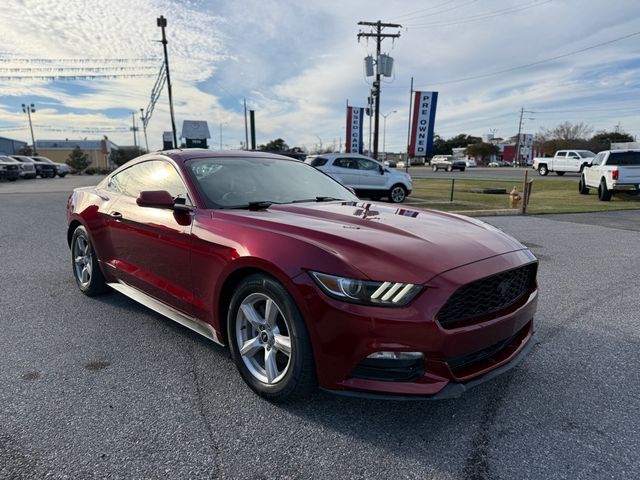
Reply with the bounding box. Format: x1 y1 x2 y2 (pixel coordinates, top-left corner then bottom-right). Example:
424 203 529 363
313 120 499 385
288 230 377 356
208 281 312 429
291 196 343 203
227 201 278 211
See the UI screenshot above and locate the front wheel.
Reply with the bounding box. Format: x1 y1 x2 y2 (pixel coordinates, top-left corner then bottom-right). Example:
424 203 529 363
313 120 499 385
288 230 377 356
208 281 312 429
578 177 589 195
460 167 466 172
538 165 548 176
228 274 315 401
71 226 110 296
432 165 438 172
388 184 407 203
446 165 453 172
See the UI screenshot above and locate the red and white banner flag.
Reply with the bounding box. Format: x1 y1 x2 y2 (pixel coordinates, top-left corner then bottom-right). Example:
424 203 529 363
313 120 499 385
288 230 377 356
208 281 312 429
409 91 438 157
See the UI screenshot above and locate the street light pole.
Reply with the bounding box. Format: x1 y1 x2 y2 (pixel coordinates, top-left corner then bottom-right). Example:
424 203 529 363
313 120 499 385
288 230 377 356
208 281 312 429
21 103 37 154
382 109 397 158
140 108 149 151
157 15 177 149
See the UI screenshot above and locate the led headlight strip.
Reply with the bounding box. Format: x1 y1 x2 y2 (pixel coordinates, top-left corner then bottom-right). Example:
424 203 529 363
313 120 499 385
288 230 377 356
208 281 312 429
309 272 423 306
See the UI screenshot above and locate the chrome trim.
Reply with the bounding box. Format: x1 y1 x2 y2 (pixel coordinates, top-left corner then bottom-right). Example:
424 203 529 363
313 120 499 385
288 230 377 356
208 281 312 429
107 281 224 346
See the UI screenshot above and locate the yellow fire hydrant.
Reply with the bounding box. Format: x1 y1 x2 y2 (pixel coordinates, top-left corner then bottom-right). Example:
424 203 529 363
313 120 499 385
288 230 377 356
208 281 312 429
509 186 522 208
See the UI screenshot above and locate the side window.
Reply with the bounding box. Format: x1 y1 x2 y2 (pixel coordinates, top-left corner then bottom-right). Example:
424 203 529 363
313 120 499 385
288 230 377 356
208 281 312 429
310 157 328 167
567 151 579 159
555 152 566 158
110 161 190 202
334 158 358 169
591 153 603 166
356 158 379 171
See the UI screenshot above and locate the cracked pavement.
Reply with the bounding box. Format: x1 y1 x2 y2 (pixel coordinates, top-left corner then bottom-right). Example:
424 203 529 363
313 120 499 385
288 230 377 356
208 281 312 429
1 178 638 479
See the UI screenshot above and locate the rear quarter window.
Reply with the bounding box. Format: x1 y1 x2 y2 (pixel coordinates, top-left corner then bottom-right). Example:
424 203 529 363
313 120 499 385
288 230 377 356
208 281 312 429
309 157 328 167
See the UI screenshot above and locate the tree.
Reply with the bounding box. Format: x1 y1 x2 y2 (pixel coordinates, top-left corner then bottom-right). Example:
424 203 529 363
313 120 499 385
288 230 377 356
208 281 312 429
465 142 499 164
431 133 482 156
66 146 90 173
588 130 635 153
258 138 289 151
535 121 593 155
109 146 145 168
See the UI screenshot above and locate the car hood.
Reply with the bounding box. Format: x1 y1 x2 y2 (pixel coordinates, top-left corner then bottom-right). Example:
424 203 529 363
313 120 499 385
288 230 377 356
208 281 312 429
215 201 527 284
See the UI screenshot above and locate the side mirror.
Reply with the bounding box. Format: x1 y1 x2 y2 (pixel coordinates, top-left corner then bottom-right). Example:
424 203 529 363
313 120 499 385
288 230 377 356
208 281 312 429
136 190 176 209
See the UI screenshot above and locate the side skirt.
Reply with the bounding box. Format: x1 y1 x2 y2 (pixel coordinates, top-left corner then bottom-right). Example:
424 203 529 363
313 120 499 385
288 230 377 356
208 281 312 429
107 281 225 346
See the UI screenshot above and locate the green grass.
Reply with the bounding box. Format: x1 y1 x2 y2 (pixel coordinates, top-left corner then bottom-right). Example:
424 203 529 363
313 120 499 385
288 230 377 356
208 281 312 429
407 177 640 214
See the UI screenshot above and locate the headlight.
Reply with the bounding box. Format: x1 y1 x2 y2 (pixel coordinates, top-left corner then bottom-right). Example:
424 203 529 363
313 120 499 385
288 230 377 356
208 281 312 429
309 271 423 306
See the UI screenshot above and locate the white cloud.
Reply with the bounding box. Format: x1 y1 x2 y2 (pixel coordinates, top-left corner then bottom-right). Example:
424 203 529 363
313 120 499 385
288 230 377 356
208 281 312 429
1 0 640 152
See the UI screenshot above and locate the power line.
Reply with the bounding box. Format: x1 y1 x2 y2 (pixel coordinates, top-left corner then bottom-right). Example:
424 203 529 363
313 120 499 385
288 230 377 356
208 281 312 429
0 57 161 64
405 0 552 28
392 0 479 22
0 73 157 80
408 29 640 88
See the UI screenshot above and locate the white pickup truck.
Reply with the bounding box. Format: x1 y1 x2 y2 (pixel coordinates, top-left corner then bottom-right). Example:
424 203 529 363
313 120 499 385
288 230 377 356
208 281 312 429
579 150 640 201
532 150 595 176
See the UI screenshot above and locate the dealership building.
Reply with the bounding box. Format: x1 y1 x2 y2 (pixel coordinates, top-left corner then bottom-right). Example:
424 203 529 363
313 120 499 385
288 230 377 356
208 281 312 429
35 138 118 170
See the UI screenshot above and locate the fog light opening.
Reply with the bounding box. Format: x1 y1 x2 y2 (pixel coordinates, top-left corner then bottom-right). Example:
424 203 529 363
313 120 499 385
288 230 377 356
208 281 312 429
366 351 424 360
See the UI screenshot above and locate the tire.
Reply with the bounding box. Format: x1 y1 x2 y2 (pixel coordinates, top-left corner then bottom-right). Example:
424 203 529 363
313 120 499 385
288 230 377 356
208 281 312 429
432 165 438 172
556 171 565 176
538 165 548 176
71 226 110 296
388 184 407 203
227 274 315 401
446 165 453 172
9 178 17 182
597 179 612 201
460 167 466 172
59 173 67 178
578 177 589 195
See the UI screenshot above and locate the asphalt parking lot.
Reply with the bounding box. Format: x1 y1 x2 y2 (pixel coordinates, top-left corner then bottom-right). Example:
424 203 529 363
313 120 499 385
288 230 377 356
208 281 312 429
1 177 639 479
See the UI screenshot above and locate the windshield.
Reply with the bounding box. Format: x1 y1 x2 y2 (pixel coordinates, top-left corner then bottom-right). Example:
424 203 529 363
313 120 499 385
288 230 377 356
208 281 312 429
608 152 640 166
577 150 595 158
186 156 358 208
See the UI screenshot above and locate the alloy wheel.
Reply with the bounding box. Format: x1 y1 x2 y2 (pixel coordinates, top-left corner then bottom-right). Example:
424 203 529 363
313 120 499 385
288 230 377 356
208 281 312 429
73 234 93 287
235 293 292 385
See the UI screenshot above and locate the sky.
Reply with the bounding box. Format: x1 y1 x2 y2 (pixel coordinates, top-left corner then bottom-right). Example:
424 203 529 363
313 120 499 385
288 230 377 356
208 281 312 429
1 0 639 153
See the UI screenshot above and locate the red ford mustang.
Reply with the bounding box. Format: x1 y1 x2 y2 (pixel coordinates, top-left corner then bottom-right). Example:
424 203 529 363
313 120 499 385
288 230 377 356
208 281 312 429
67 150 538 401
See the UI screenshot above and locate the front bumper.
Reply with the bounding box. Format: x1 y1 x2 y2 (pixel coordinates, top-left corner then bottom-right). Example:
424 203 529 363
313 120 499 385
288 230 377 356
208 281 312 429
294 249 538 398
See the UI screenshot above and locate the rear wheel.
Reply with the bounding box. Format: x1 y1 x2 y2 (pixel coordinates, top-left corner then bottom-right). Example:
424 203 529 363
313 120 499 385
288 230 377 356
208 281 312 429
578 177 589 195
598 179 612 201
71 226 110 296
538 165 548 176
228 274 315 401
389 184 407 203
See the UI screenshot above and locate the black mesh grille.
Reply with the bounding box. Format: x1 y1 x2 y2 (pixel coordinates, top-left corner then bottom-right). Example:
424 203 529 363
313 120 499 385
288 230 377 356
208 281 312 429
437 263 536 328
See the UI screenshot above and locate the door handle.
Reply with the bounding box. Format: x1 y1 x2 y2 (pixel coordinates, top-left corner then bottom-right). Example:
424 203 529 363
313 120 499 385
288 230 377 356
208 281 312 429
109 211 123 219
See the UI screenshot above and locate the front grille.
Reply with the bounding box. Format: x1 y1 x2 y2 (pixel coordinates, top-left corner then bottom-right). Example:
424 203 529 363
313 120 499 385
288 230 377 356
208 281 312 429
437 263 536 328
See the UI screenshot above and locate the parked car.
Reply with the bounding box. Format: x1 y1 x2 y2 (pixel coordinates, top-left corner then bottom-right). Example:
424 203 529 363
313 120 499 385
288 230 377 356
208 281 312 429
33 156 69 177
67 149 539 401
3 155 36 178
305 153 412 203
383 159 397 168
488 160 511 167
0 155 21 181
11 155 56 178
431 155 466 172
579 149 640 201
532 150 595 176
465 159 477 168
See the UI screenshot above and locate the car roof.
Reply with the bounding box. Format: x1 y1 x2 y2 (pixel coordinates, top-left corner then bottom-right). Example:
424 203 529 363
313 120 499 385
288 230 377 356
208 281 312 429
308 152 377 161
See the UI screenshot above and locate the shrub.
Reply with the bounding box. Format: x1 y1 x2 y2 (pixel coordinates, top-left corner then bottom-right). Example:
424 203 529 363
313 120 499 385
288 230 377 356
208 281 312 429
84 167 97 175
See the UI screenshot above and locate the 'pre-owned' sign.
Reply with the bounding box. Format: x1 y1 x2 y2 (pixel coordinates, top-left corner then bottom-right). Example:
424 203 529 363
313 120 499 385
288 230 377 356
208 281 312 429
409 91 438 157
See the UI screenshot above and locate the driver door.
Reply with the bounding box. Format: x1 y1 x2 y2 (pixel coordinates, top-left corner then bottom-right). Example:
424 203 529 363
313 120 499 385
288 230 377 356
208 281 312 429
107 159 195 315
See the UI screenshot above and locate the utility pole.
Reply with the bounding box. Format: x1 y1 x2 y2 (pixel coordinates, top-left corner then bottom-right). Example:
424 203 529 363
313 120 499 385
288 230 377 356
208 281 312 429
21 103 37 154
243 98 249 150
405 77 413 173
357 20 401 160
514 108 535 167
140 108 149 151
157 15 177 149
131 112 138 148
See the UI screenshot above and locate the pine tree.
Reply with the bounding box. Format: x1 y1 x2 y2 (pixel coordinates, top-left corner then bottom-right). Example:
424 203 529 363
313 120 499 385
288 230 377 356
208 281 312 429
66 146 90 173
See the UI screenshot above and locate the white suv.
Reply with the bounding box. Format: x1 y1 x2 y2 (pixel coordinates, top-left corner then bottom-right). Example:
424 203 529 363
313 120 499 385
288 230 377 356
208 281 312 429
305 153 413 203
